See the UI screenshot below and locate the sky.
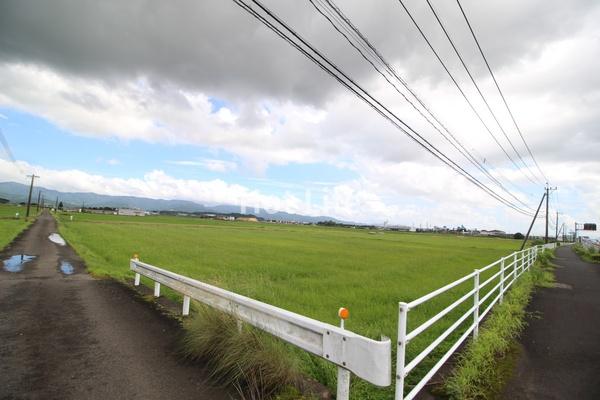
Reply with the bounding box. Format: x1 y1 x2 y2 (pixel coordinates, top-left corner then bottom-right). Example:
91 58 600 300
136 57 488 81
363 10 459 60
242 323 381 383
0 0 599 236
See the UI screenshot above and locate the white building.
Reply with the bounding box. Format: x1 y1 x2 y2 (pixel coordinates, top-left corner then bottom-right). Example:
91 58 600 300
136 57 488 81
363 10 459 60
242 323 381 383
118 208 145 217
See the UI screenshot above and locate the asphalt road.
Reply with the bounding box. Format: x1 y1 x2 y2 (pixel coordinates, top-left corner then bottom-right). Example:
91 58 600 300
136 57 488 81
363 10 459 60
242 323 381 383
502 245 600 399
0 211 232 400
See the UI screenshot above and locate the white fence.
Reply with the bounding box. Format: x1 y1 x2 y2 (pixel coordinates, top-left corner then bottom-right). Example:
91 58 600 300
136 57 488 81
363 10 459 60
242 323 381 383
130 243 555 400
130 258 391 399
394 242 556 400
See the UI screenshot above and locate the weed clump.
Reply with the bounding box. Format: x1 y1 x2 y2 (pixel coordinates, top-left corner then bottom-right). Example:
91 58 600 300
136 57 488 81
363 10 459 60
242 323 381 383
180 304 302 399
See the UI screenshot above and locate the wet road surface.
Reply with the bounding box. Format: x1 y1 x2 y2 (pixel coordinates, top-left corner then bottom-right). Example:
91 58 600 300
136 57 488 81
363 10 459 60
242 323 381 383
0 211 232 400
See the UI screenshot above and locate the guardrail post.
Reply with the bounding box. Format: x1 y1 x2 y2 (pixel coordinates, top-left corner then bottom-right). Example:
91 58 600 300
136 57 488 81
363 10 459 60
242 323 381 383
473 270 480 339
133 255 141 286
395 302 408 400
154 282 161 297
182 295 190 316
499 257 505 303
337 308 351 400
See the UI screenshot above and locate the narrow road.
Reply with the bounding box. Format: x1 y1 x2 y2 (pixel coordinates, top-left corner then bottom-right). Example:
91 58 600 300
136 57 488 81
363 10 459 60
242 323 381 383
0 211 232 400
502 245 600 399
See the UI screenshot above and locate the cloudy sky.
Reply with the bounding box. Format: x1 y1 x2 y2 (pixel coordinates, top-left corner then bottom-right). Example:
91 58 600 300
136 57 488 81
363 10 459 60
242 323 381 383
0 0 598 236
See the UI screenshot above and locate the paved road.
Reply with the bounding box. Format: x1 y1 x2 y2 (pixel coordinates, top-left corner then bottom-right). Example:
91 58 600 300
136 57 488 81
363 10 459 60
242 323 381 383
502 245 600 399
0 211 232 400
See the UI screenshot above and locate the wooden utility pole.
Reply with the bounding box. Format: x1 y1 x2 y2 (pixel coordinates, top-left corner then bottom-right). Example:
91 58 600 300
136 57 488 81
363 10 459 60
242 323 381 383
25 174 40 219
36 190 41 212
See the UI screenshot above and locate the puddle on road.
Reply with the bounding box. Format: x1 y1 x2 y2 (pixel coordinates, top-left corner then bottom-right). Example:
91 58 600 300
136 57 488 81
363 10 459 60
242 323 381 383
3 255 36 273
59 261 74 275
48 233 66 246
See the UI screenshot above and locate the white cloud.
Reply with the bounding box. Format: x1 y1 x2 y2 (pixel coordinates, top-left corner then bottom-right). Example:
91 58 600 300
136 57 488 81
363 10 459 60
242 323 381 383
168 158 237 173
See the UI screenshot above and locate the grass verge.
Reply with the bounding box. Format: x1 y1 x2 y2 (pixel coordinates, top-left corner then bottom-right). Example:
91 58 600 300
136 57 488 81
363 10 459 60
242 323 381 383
572 243 600 263
441 250 555 399
0 204 37 251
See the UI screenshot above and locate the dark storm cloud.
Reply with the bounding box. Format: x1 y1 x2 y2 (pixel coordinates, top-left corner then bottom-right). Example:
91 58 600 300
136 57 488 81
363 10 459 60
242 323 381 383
0 0 596 105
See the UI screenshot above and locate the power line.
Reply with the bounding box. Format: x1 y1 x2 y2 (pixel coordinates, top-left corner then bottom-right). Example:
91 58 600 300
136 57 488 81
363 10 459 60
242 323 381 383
423 0 542 185
454 0 548 183
395 0 540 186
309 0 534 211
232 0 533 216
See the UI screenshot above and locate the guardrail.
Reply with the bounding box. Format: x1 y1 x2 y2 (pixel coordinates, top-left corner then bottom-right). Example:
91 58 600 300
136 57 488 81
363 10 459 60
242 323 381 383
394 243 556 400
130 258 391 399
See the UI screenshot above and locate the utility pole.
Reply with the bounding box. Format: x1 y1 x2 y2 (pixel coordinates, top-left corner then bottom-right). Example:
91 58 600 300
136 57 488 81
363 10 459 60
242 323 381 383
544 185 557 244
555 211 560 241
55 196 59 210
36 190 42 212
25 174 40 219
521 191 546 250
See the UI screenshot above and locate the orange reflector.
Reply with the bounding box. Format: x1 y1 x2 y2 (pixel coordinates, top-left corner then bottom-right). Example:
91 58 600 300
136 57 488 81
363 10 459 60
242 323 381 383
338 307 349 320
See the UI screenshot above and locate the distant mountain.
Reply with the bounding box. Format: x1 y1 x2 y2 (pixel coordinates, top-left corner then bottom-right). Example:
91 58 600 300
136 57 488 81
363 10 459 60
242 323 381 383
0 181 339 224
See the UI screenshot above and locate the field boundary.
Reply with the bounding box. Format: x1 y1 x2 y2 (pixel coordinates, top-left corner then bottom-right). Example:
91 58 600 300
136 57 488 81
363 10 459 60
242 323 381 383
394 243 557 400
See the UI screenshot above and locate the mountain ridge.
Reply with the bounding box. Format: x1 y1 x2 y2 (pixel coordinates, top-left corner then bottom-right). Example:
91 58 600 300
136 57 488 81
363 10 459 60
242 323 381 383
0 181 340 223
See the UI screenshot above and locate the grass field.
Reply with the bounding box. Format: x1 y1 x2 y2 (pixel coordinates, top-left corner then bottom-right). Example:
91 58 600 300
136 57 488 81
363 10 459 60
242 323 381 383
56 211 524 399
0 204 33 250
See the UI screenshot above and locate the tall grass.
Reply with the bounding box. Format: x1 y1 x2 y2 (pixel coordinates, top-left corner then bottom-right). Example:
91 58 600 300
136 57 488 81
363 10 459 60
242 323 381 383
180 304 303 399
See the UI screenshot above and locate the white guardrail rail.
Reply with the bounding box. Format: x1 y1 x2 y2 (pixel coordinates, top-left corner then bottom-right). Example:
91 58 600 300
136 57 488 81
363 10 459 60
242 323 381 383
394 242 556 400
130 258 391 399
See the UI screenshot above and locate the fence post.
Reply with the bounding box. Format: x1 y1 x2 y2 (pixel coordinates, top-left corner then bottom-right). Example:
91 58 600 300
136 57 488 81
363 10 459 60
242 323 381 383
514 253 518 281
182 295 190 316
154 282 161 297
395 302 408 400
337 308 351 400
473 270 480 339
133 254 140 286
499 257 505 303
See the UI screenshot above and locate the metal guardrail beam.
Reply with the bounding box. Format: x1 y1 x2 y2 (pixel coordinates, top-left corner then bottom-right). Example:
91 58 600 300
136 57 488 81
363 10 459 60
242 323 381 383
130 259 392 387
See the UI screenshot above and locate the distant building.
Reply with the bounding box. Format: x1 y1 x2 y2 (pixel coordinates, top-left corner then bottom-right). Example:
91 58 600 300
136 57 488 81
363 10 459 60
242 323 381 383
118 208 145 217
237 216 258 222
479 229 506 237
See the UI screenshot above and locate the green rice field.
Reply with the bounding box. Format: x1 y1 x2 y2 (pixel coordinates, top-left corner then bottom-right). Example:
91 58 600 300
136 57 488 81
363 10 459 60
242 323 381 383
56 211 525 399
0 204 33 249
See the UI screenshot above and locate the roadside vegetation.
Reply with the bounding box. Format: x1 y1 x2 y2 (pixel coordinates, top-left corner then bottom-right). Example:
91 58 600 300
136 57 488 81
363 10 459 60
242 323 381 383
442 249 555 399
56 211 529 399
573 243 600 263
0 204 34 250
